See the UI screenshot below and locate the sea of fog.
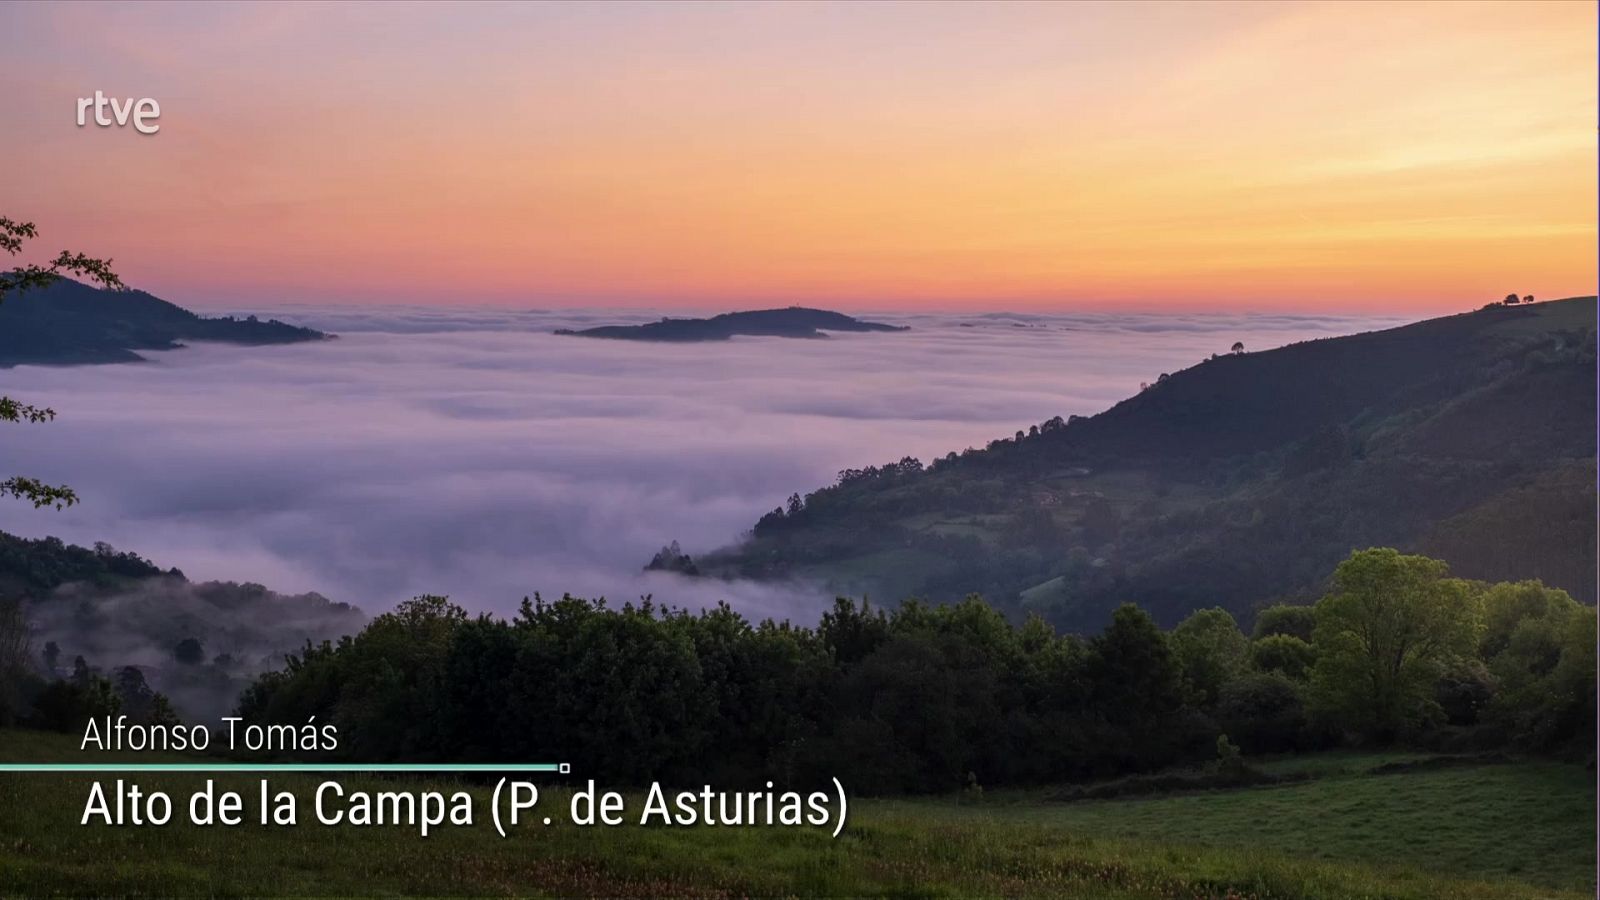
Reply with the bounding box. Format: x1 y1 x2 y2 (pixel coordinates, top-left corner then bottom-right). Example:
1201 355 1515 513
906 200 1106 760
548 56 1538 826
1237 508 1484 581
0 307 1412 623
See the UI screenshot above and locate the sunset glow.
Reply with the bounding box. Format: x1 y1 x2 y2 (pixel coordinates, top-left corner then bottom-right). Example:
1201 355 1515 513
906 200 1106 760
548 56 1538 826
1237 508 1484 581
4 1 1595 311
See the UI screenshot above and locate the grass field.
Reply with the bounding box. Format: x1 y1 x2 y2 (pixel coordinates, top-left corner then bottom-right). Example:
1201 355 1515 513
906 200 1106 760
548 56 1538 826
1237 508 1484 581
0 730 1592 898
898 752 1593 894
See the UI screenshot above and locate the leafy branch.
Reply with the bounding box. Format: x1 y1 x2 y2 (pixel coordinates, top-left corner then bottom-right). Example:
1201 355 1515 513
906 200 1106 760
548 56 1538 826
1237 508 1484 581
0 477 76 510
0 218 125 303
1 217 123 509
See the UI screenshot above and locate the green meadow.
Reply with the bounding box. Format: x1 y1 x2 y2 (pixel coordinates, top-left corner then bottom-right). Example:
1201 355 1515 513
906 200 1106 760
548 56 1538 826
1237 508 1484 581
1 731 1591 899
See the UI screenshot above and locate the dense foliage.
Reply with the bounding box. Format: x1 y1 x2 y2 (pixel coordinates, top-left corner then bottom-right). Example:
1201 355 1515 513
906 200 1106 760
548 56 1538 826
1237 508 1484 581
0 533 173 598
215 549 1596 793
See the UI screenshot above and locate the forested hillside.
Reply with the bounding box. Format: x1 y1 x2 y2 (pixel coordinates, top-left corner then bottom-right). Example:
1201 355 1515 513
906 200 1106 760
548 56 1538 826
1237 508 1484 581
694 298 1597 630
0 276 327 366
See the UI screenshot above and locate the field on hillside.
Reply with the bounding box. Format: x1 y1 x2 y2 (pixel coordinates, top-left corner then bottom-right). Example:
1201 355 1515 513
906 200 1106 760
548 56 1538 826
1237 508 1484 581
0 730 1591 899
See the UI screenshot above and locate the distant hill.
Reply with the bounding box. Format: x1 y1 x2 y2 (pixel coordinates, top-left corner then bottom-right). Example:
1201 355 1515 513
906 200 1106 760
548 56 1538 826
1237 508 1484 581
0 276 328 366
557 307 907 341
690 297 1598 631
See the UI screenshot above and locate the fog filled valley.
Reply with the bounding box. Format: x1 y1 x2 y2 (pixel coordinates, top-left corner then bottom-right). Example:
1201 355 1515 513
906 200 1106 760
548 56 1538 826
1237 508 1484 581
0 306 1406 622
3 2 1596 896
0 304 1415 719
0 291 1593 900
3 300 1594 831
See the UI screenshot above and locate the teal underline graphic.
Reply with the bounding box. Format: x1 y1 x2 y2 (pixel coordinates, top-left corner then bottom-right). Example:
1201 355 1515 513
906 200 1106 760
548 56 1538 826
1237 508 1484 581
0 763 564 773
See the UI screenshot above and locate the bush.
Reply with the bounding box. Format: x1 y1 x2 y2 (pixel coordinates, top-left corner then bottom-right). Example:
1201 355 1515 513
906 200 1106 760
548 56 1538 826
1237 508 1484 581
1214 734 1246 776
27 674 120 732
1216 672 1308 753
1435 659 1496 726
959 771 984 805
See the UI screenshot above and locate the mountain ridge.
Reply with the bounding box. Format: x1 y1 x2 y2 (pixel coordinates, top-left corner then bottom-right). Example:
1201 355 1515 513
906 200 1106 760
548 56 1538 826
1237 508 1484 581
0 276 329 367
685 297 1597 630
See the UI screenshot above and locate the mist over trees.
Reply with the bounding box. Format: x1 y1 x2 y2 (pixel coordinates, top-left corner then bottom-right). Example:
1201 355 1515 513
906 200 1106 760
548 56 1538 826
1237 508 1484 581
0 533 365 726
18 576 365 722
195 548 1594 794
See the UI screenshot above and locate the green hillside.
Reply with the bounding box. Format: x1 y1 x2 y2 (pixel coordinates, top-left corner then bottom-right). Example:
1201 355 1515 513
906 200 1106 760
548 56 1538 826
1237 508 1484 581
697 298 1597 630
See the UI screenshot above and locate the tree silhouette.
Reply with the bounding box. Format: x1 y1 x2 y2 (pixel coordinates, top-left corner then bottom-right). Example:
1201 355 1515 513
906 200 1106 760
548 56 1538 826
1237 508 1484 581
173 637 206 666
1231 341 1245 355
0 218 123 509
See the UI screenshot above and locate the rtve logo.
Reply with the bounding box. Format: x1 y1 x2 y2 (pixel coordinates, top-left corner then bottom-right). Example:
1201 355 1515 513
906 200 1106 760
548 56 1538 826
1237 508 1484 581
76 91 161 135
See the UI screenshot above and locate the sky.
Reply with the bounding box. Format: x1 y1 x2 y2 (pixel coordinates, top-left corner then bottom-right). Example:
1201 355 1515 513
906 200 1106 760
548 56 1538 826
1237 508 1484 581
2 1 1595 312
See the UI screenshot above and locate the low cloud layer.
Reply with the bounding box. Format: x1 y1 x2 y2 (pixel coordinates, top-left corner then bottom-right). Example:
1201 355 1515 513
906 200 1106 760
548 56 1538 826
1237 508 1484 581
27 577 367 719
0 308 1409 624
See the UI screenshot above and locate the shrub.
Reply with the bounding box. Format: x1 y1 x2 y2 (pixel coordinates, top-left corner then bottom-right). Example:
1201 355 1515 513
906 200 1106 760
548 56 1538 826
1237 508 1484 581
1216 672 1308 753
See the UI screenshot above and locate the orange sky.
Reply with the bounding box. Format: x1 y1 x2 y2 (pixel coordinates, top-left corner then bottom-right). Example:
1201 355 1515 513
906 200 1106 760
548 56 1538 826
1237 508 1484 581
3 1 1595 311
